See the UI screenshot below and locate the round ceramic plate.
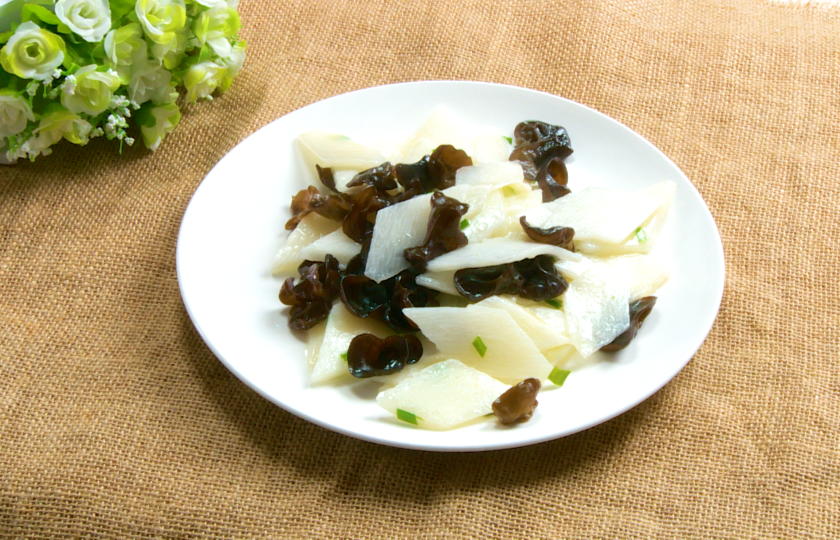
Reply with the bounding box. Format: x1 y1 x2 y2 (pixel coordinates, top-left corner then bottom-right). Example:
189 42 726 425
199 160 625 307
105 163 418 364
177 81 725 452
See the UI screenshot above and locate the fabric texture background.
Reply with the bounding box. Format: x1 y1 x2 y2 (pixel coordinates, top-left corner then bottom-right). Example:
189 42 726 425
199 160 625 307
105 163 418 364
1 0 839 537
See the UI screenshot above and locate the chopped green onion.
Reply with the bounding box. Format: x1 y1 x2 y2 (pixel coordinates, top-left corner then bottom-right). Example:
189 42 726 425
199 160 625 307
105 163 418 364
548 367 571 387
340 352 347 362
396 409 421 425
545 298 563 309
503 186 517 197
635 227 648 243
472 336 488 357
459 218 470 230
503 136 513 144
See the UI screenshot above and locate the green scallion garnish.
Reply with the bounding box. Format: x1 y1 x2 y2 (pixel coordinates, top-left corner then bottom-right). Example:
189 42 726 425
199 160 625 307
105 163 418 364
472 336 488 357
459 218 470 230
635 227 648 243
548 367 571 387
396 409 421 425
503 136 513 144
340 352 347 362
545 298 563 309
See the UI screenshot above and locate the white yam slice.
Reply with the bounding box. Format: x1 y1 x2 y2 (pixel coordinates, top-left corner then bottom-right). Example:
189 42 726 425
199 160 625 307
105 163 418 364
311 303 391 384
397 106 480 163
475 296 569 351
415 270 458 296
376 359 510 430
555 254 669 300
425 237 581 273
271 213 340 276
371 351 449 390
332 169 361 193
504 188 543 217
297 130 386 171
403 306 554 384
365 193 433 282
563 267 631 358
441 184 493 218
454 162 524 189
471 132 514 164
300 229 361 267
575 181 676 255
528 305 572 343
522 183 669 245
456 189 506 243
304 321 326 369
543 344 577 369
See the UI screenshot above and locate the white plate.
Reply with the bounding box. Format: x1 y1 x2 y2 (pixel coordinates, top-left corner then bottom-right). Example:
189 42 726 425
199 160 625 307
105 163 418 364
177 81 725 452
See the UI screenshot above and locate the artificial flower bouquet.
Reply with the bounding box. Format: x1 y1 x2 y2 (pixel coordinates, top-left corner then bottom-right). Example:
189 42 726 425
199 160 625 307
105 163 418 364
0 0 245 163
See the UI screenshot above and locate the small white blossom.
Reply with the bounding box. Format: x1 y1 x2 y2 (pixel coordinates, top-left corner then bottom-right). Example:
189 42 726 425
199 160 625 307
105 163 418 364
61 75 77 97
25 81 39 97
124 137 135 146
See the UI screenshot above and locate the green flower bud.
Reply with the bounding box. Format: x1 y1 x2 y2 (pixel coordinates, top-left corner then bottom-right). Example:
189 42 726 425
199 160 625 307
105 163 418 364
139 102 180 150
60 64 121 116
32 103 92 147
104 23 147 84
192 6 240 57
184 60 226 102
136 0 187 45
0 22 66 81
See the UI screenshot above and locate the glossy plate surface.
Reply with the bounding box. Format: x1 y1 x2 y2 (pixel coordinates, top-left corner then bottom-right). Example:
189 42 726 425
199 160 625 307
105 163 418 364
177 81 725 451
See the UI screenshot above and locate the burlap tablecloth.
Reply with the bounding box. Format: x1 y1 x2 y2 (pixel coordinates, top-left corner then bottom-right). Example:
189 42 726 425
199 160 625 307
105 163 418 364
2 0 839 537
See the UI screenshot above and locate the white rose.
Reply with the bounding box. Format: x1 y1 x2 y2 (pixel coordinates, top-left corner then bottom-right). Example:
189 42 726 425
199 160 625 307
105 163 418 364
184 60 226 102
0 89 36 138
128 60 173 106
55 0 112 43
0 22 66 80
218 41 245 92
192 0 227 9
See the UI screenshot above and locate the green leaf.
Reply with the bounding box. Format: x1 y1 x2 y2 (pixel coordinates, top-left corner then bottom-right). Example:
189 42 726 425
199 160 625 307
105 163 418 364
135 105 157 128
198 45 212 63
545 298 563 309
634 227 648 243
503 136 513 144
57 22 72 34
472 336 487 358
22 5 61 26
0 30 13 45
396 409 421 425
459 218 469 230
548 367 570 387
109 0 136 24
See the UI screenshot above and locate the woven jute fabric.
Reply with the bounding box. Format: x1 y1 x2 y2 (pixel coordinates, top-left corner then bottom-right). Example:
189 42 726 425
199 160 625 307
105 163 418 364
2 0 839 537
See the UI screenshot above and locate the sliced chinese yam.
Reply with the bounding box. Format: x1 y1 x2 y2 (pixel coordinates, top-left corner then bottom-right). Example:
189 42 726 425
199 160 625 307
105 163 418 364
376 359 510 430
297 130 387 172
475 296 570 351
522 181 673 246
365 193 433 282
365 185 494 283
528 305 571 343
304 320 326 369
403 306 554 384
543 344 577 368
563 267 631 358
415 270 458 296
397 106 481 163
311 303 392 384
300 229 362 267
425 237 581 273
271 213 340 276
471 132 514 164
371 351 449 390
555 254 669 300
456 188 506 243
454 162 524 189
333 169 362 193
